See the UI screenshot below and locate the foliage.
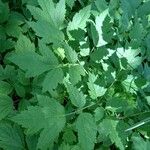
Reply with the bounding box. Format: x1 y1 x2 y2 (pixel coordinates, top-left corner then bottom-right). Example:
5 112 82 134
0 0 150 149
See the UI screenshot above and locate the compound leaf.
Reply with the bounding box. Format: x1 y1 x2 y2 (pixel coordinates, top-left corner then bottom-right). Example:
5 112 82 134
76 113 97 150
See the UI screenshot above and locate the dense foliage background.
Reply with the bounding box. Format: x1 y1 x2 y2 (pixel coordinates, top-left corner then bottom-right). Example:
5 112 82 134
0 0 150 149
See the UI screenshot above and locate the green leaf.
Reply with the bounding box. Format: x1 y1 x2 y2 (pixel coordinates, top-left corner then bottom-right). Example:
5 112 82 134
94 107 105 122
8 51 51 77
88 73 107 99
0 123 25 150
54 0 66 29
98 119 128 150
91 47 108 61
90 22 99 47
0 94 13 121
76 113 97 150
27 0 65 43
132 135 150 150
37 95 66 149
15 34 35 52
5 21 22 38
39 40 59 64
11 106 46 134
12 95 66 149
28 0 66 28
95 0 108 13
42 68 64 93
95 9 108 47
117 48 142 69
68 5 91 30
26 135 38 150
66 0 76 8
0 81 13 95
28 20 64 44
69 65 85 85
0 0 9 23
64 80 86 108
63 128 76 144
8 36 60 77
62 42 78 63
137 0 150 17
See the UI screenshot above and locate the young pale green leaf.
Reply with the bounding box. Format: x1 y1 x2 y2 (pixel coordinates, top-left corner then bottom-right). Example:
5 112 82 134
76 113 97 150
117 48 142 69
88 73 107 99
42 68 64 93
0 123 25 150
0 94 13 121
95 9 108 47
64 80 86 108
68 5 91 30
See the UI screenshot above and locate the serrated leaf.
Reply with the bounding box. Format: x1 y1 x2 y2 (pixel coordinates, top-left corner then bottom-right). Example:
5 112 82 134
98 119 129 150
12 95 66 149
68 5 91 30
15 34 35 52
117 47 142 69
0 94 13 121
28 0 66 29
132 135 150 150
95 9 108 47
0 81 12 95
69 65 85 85
88 73 107 99
66 0 76 8
0 0 9 23
63 128 76 144
62 42 78 63
28 20 64 44
8 51 51 77
94 107 104 122
37 95 66 149
8 35 60 77
42 68 64 93
0 123 25 150
76 113 97 150
26 135 38 150
11 106 46 134
90 22 99 47
95 0 108 13
91 47 108 61
39 40 59 64
64 81 86 108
